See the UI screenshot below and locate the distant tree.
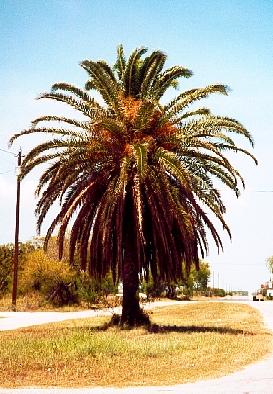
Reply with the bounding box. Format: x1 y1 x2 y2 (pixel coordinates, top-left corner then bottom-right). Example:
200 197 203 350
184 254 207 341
193 261 210 291
36 236 70 262
182 260 210 296
0 242 37 295
266 256 273 275
212 288 226 297
10 46 256 326
0 244 13 294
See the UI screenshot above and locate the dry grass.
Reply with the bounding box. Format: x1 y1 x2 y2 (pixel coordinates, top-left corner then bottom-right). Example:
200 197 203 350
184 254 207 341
0 302 272 388
0 293 76 311
0 292 120 312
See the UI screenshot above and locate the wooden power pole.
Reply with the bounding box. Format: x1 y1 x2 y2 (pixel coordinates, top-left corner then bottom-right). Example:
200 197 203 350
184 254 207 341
11 149 22 311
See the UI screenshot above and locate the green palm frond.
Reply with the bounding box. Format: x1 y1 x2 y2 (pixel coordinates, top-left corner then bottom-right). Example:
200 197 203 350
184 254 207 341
133 99 156 130
132 143 148 178
138 50 167 97
155 147 192 190
80 60 120 111
175 107 211 121
51 83 99 105
154 65 193 99
38 92 98 117
96 61 118 85
164 84 229 118
35 161 60 195
114 44 127 80
215 143 257 163
9 127 80 146
31 115 90 130
22 138 85 164
122 46 148 96
20 153 60 180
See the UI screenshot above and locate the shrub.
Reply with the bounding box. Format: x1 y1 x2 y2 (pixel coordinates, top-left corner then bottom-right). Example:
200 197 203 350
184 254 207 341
19 250 119 307
0 242 37 297
140 277 167 299
19 250 78 306
0 244 14 296
76 272 118 307
213 288 226 297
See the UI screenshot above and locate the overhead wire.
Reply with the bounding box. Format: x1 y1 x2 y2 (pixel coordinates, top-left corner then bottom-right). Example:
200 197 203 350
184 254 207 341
0 169 14 175
0 147 17 157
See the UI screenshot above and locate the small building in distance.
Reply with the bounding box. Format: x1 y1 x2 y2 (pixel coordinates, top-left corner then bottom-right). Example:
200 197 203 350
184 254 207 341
261 279 273 297
230 290 249 296
253 279 273 301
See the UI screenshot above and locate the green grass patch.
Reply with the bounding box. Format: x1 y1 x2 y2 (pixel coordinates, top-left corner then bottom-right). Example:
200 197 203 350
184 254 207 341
0 302 271 387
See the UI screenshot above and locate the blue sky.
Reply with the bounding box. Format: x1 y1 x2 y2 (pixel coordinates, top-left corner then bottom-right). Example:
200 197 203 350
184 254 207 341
0 0 272 292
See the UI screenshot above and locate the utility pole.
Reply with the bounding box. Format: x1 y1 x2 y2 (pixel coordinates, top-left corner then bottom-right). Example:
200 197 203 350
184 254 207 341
212 271 214 289
11 149 22 311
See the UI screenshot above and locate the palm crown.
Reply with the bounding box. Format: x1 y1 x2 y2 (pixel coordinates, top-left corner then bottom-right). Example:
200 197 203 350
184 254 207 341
10 46 256 305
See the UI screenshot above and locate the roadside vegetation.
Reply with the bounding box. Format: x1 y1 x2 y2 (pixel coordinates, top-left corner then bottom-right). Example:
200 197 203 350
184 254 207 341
0 238 118 311
0 302 271 387
0 237 228 311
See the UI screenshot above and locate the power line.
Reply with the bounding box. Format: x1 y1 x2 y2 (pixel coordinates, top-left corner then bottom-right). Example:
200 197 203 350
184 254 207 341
0 169 14 175
0 147 17 157
256 190 273 193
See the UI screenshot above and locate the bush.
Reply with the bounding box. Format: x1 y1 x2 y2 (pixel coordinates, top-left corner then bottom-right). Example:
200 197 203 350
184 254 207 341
0 242 37 297
19 250 78 306
76 272 118 307
213 288 226 297
140 277 167 299
19 249 119 307
0 244 13 296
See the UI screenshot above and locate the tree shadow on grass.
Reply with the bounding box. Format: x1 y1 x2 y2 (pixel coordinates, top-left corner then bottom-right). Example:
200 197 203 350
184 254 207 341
147 324 257 335
57 321 264 336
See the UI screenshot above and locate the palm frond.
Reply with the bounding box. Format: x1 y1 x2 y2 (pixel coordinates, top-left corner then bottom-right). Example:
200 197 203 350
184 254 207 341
154 65 193 99
31 115 91 131
164 84 229 117
132 143 148 178
114 44 126 80
139 50 167 97
123 46 148 96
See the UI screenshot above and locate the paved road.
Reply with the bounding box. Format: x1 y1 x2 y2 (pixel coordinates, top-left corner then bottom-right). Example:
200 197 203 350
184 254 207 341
0 300 273 393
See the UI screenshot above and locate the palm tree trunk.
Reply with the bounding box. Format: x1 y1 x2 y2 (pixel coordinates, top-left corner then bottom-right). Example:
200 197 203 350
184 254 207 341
120 184 149 326
121 236 142 325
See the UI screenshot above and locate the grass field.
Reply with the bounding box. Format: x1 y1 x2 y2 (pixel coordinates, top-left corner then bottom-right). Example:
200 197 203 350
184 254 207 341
0 302 271 388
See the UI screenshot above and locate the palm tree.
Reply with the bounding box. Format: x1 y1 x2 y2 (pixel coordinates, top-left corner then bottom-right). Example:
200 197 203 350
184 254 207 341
10 46 256 325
